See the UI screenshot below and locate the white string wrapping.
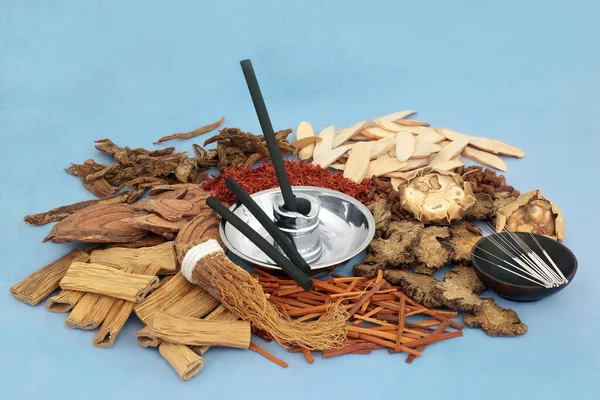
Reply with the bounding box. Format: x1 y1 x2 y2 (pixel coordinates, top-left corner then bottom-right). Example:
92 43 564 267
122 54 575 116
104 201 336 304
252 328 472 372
180 239 224 282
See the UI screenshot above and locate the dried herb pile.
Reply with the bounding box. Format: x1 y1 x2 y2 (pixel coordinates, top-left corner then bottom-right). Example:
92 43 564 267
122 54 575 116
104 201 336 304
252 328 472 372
370 165 518 222
252 268 464 363
202 160 373 205
24 123 296 226
197 127 295 172
352 165 530 337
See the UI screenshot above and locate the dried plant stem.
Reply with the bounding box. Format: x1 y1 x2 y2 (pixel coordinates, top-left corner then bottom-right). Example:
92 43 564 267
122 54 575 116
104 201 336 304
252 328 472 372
181 241 348 351
93 299 134 347
191 305 238 355
136 284 219 348
162 286 219 318
301 347 314 364
94 264 161 348
65 292 117 330
10 249 89 305
154 116 225 144
158 341 205 381
248 343 288 368
90 242 177 275
136 325 160 348
46 289 85 313
406 319 451 364
150 312 251 348
134 273 196 324
60 262 159 303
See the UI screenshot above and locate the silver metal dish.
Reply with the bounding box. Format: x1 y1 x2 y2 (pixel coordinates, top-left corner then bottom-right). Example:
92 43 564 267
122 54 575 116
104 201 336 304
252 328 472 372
220 186 375 270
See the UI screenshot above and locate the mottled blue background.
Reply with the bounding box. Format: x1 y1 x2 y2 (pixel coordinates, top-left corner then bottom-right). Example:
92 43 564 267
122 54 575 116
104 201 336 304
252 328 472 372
1 1 599 399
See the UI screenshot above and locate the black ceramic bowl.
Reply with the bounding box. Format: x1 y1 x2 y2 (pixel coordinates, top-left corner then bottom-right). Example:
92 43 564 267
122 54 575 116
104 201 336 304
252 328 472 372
471 232 577 302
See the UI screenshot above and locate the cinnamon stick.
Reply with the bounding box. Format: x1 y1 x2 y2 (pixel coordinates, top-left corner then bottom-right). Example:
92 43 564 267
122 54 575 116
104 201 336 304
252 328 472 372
301 347 314 364
348 280 389 317
347 325 399 342
395 293 406 352
286 304 331 317
294 313 322 322
249 342 288 368
352 315 392 326
332 277 366 283
356 333 422 357
422 311 463 330
268 296 315 309
402 331 463 349
322 342 382 358
311 279 347 294
351 306 385 325
277 286 305 296
406 319 451 364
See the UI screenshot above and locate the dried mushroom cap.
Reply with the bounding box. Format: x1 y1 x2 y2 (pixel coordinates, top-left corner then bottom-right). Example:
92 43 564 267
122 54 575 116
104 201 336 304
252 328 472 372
430 265 486 312
383 270 443 308
464 299 528 337
496 189 564 241
400 168 476 225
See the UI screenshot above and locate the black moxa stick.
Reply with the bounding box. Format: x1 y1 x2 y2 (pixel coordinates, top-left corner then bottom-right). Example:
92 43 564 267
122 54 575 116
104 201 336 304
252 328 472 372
207 197 312 289
225 178 312 275
239 59 297 212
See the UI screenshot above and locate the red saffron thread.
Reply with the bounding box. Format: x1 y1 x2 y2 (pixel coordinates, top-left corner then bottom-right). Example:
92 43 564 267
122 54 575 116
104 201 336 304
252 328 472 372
202 160 373 205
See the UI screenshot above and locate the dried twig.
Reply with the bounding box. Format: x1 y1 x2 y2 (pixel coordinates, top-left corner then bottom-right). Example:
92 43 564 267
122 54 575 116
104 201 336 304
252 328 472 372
154 117 225 144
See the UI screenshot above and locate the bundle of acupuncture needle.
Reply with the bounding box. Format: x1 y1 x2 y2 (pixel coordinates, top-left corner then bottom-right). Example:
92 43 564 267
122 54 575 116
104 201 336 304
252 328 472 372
476 224 568 288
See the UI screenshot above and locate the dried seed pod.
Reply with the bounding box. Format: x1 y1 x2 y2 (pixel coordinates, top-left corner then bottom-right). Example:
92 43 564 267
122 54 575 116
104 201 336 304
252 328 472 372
495 189 564 241
399 168 476 225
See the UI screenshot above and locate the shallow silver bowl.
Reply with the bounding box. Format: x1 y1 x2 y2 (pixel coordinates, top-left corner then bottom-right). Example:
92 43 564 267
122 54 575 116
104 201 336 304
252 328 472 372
220 186 375 270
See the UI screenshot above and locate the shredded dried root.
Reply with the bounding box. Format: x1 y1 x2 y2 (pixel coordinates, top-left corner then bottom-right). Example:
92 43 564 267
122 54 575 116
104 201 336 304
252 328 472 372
196 253 348 351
